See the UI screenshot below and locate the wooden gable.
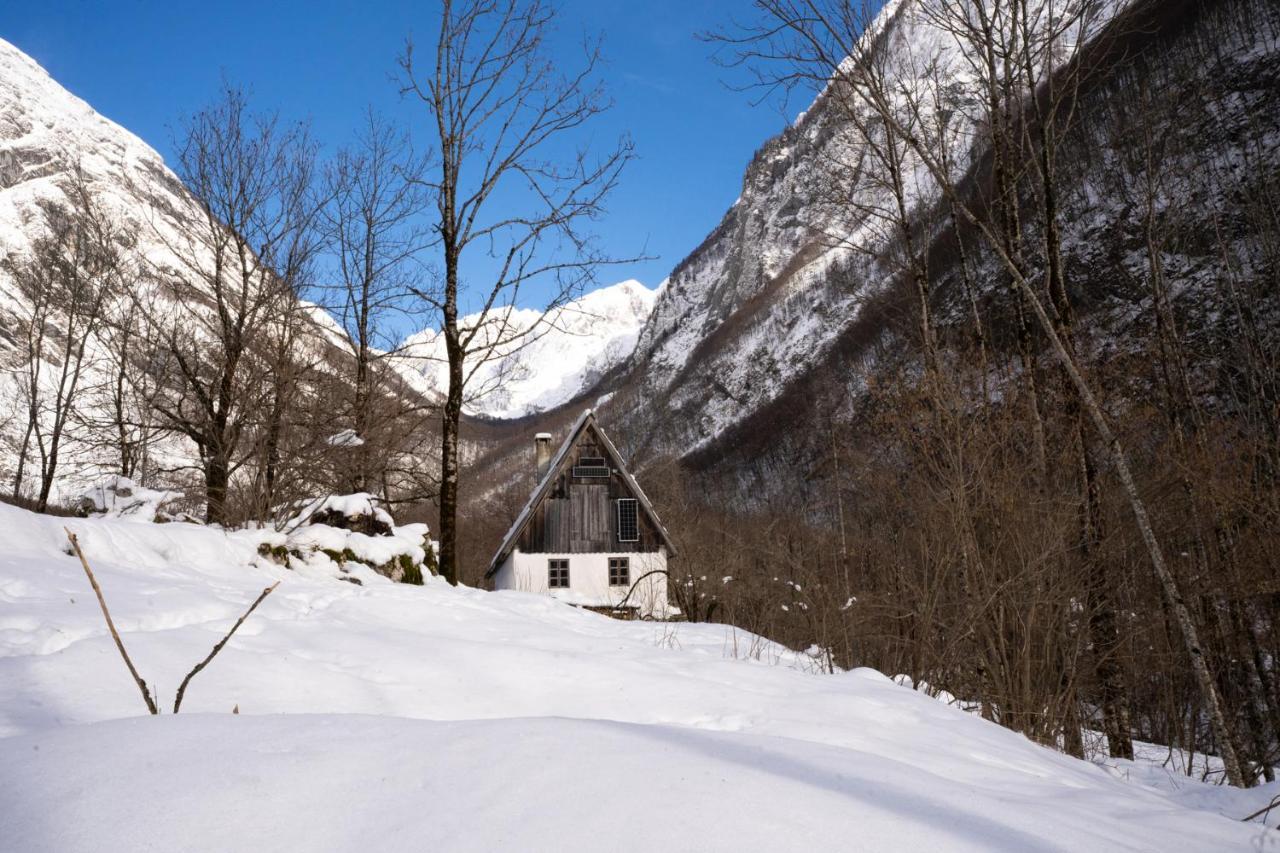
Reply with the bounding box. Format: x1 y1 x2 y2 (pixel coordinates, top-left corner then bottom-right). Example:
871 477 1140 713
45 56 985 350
487 411 678 576
517 422 665 555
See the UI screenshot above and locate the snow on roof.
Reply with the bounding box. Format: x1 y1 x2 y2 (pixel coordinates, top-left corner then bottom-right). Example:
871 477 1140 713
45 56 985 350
487 410 677 576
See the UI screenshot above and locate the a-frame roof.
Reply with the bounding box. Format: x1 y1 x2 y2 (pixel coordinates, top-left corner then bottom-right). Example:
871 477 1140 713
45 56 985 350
486 410 677 577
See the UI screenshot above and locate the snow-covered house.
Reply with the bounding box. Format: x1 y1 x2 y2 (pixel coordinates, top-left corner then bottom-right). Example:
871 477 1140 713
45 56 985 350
487 410 677 618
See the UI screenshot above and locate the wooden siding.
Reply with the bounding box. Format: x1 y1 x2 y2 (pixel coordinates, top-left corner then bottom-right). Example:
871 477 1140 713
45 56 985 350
570 485 609 550
517 424 664 555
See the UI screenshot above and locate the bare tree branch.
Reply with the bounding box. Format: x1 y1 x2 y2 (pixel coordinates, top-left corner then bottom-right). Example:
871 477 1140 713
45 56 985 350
64 529 159 716
173 581 280 713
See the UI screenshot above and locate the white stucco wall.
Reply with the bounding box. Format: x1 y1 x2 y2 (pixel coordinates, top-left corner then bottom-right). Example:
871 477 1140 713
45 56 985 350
493 549 669 618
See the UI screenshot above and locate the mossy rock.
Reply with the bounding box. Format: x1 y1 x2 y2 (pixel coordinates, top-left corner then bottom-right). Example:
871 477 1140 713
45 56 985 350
319 547 346 564
309 507 392 537
398 553 424 586
420 538 439 577
257 543 291 566
371 552 424 585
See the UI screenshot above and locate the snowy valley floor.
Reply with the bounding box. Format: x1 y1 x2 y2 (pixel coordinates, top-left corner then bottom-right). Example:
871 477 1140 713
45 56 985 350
0 502 1275 852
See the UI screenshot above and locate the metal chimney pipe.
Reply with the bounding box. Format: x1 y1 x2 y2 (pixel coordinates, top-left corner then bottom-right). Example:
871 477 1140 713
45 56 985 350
535 433 553 481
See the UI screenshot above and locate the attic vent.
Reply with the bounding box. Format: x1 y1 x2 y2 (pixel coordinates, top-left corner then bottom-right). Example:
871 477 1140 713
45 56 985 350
572 456 610 478
616 499 639 543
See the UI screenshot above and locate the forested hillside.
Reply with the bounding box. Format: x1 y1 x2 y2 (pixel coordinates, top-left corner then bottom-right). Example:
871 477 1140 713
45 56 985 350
517 0 1280 784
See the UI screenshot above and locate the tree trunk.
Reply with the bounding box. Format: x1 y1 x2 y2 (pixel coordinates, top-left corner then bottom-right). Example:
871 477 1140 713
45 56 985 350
263 397 283 516
12 412 34 499
1073 425 1133 759
205 448 229 527
35 440 59 513
438 354 463 586
353 343 370 494
437 246 463 586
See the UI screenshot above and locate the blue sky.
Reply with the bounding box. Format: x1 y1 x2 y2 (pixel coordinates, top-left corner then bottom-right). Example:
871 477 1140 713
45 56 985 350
2 1 825 313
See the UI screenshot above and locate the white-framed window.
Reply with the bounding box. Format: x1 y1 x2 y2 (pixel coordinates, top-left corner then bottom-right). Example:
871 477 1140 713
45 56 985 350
548 558 570 588
616 498 639 543
608 557 630 587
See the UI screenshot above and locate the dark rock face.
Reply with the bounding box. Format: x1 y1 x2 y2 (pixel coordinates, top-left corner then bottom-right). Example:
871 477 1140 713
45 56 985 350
592 1 947 456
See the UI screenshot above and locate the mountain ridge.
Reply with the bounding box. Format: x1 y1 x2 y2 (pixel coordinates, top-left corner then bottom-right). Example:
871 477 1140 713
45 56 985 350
397 278 657 419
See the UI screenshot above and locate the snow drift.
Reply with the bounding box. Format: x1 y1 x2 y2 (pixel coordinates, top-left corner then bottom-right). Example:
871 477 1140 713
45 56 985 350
0 500 1270 851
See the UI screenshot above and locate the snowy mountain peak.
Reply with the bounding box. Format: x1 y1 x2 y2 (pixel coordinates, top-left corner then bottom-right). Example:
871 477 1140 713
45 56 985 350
0 36 151 149
0 37 180 260
398 278 658 419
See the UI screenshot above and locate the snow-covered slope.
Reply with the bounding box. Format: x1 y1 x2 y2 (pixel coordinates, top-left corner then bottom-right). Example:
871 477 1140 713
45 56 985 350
0 37 363 500
0 37 183 263
0 501 1272 851
397 279 656 418
578 0 1279 469
612 0 1078 449
0 37 195 496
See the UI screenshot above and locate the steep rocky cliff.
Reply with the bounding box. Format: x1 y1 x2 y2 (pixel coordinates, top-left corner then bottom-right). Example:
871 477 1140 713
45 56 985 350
583 0 1279 480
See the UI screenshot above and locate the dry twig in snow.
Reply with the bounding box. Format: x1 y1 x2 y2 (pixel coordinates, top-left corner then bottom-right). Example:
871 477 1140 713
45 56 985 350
64 528 159 715
173 581 280 713
65 527 281 715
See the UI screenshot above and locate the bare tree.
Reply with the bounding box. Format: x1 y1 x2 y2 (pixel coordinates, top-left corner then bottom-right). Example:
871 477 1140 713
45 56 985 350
398 0 636 583
320 111 432 495
242 292 313 521
718 0 1248 785
142 85 320 525
91 294 162 482
8 238 53 500
5 168 122 511
927 0 1135 762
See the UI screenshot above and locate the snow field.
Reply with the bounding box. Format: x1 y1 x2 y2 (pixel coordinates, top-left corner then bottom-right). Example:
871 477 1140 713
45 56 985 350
0 501 1272 851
